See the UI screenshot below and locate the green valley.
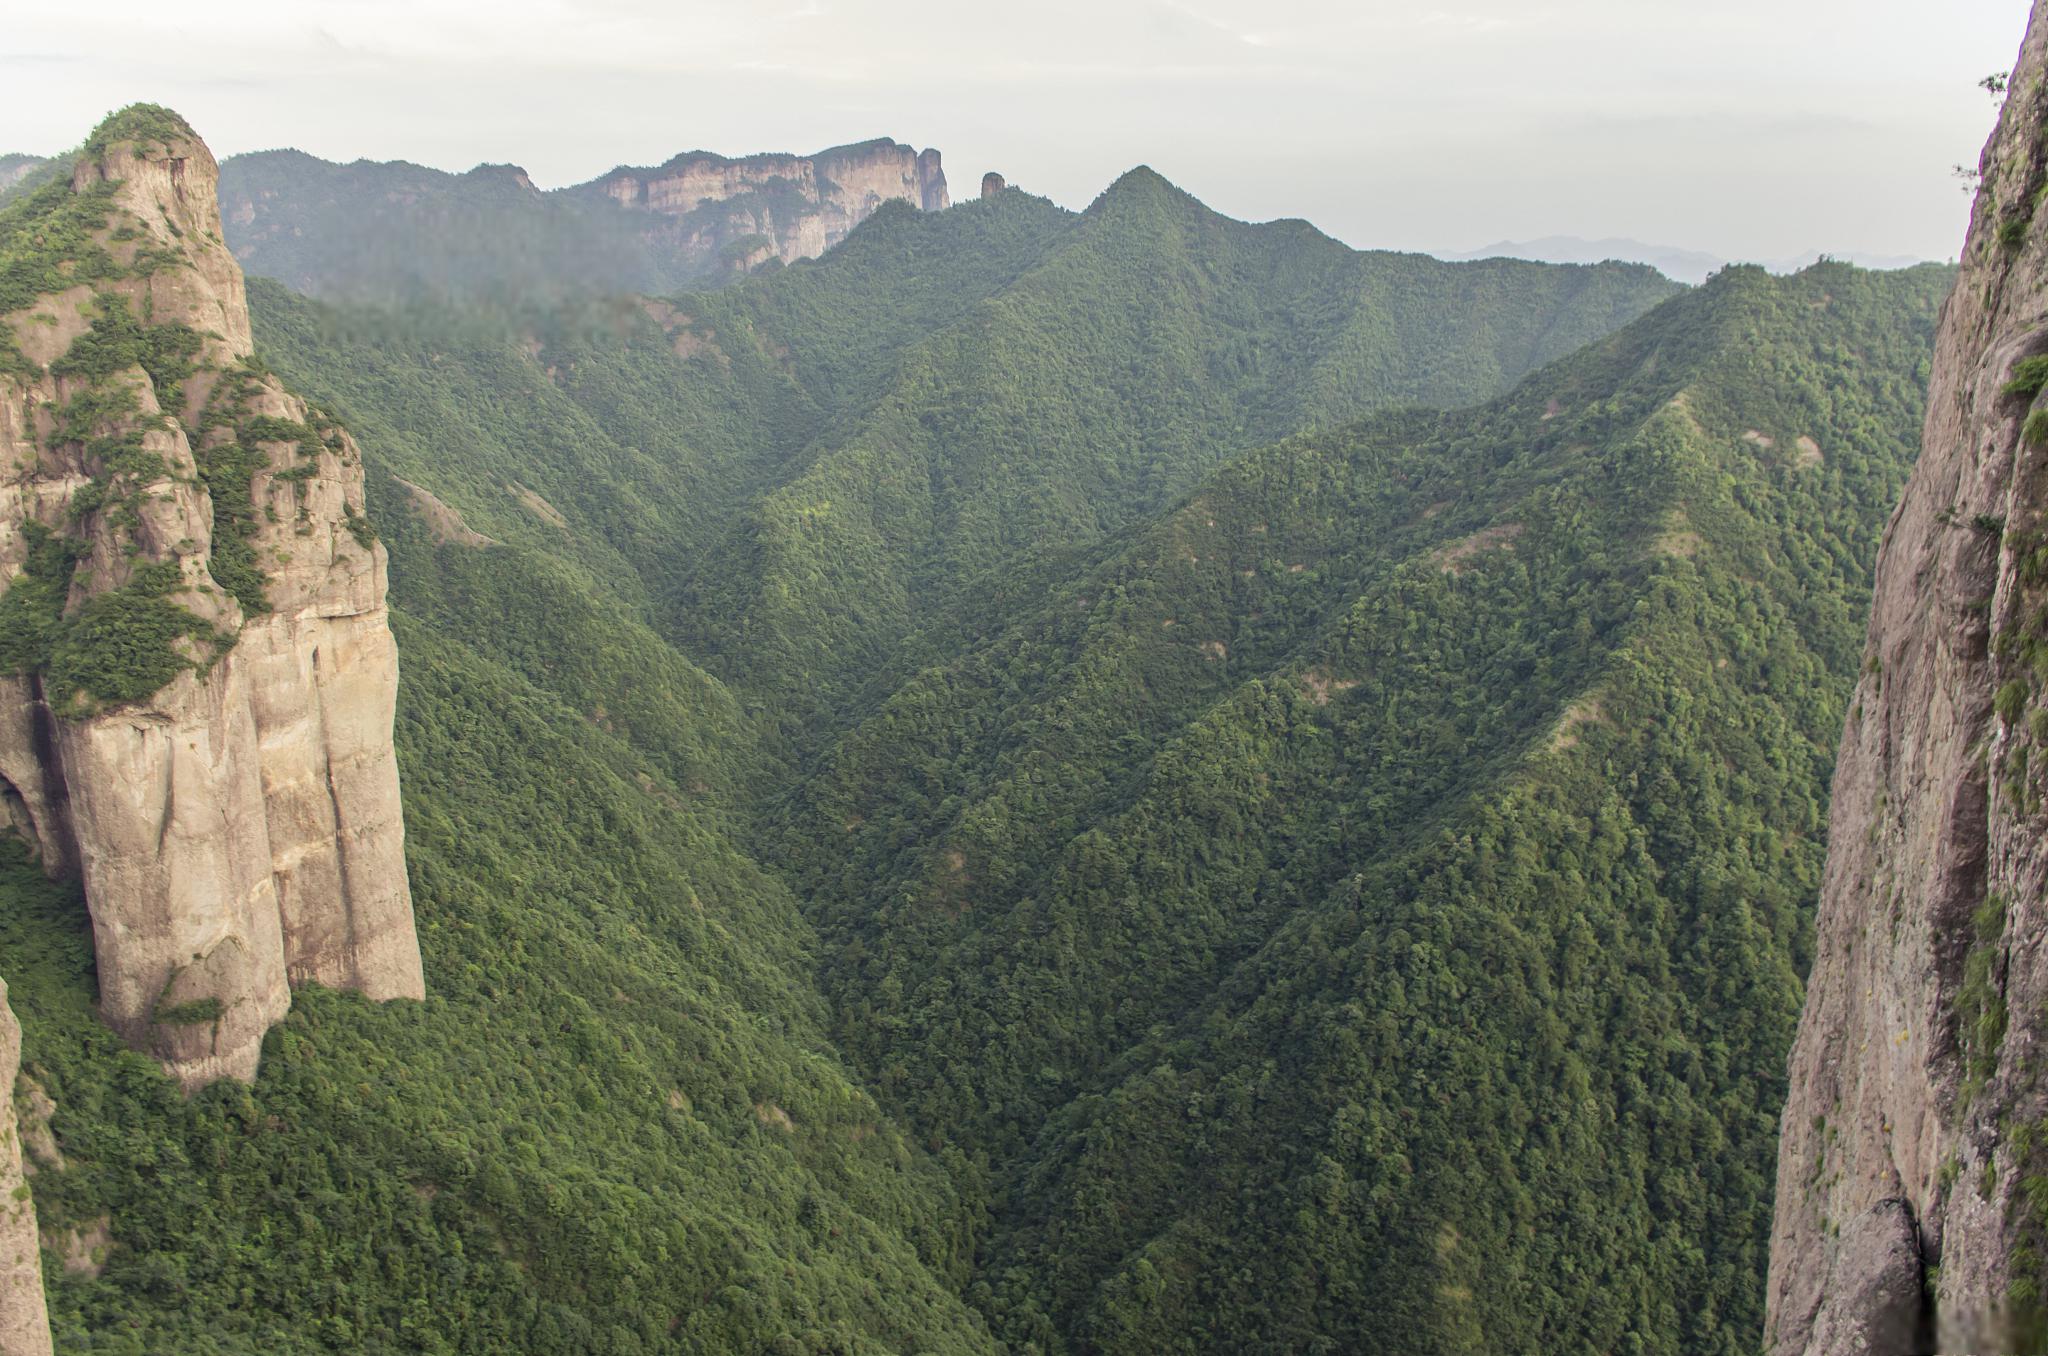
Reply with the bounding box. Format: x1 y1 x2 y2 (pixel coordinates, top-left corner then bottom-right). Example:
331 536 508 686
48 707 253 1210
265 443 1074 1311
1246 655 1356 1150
0 101 1958 1356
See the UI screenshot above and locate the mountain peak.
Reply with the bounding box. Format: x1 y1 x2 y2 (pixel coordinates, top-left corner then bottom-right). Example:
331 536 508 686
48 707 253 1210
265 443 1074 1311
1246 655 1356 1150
1096 163 1178 200
82 103 199 158
1081 165 1205 225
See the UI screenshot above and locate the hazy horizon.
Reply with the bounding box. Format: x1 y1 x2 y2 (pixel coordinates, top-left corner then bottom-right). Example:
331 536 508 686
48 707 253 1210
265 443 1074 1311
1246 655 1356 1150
2 0 2031 264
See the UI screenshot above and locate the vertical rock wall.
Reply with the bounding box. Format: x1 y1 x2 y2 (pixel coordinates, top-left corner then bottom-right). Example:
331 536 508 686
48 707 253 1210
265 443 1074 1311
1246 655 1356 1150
0 110 422 1091
1767 5 2048 1350
580 138 948 267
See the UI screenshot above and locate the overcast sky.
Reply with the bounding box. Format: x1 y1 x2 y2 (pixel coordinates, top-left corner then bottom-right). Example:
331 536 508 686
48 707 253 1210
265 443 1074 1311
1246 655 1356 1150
1 0 2032 263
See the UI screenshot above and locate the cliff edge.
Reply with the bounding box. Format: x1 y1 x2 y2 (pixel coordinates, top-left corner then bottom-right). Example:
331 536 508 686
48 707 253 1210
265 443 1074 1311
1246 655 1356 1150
1768 4 2048 1350
0 106 421 1091
573 137 947 268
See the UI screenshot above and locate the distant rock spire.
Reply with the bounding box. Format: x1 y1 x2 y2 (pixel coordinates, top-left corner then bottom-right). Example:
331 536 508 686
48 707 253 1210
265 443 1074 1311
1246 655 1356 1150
981 171 1007 200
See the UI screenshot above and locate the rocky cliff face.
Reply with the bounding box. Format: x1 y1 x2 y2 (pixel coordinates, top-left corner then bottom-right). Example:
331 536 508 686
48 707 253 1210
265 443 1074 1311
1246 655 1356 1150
1767 5 2048 1350
577 137 948 268
0 981 50 1356
0 108 421 1091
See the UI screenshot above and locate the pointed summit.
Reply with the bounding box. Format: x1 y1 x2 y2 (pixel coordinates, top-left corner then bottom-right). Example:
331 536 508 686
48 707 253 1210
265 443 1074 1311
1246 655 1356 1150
1088 164 1187 213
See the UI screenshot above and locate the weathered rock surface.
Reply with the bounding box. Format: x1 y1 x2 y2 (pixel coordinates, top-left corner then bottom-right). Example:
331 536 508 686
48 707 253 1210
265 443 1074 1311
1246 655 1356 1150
1797 1201 1931 1356
980 171 1007 199
0 980 52 1356
0 110 421 1091
578 137 949 268
1767 4 2048 1349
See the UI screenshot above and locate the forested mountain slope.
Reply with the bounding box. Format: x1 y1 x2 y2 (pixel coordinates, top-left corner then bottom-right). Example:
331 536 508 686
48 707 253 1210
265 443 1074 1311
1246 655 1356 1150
246 176 1681 735
0 113 993 1356
667 170 1685 727
777 260 1951 1352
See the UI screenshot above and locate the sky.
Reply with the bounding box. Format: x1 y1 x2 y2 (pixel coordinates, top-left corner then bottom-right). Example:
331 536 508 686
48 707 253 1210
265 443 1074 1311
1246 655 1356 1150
0 0 2033 264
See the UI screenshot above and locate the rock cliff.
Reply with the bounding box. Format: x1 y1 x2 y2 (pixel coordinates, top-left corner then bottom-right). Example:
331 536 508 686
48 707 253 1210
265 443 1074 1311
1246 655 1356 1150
573 137 948 268
1767 4 2048 1350
0 106 421 1091
0 981 50 1356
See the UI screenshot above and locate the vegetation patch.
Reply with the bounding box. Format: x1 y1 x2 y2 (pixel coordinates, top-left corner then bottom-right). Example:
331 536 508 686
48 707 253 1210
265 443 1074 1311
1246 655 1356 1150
2004 353 2048 401
0 524 84 676
80 104 196 160
43 562 216 712
151 997 222 1027
1955 893 2010 1107
50 293 203 409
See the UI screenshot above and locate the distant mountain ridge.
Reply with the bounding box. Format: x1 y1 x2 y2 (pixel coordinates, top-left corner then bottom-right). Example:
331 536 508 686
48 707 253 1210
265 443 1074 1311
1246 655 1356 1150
569 137 947 268
0 153 46 190
218 137 947 301
1449 234 1928 285
0 154 53 208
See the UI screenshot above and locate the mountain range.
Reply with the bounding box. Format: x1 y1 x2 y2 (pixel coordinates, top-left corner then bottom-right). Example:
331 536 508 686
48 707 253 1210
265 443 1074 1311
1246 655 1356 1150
1446 235 1930 286
0 51 2012 1356
215 138 948 302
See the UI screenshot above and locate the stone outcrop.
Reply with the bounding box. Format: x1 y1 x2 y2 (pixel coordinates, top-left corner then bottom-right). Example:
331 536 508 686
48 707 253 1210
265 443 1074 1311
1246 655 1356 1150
0 980 51 1356
980 172 1007 199
575 138 948 268
0 108 421 1092
1766 4 2048 1350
